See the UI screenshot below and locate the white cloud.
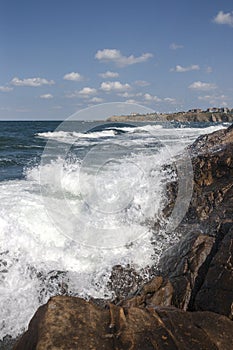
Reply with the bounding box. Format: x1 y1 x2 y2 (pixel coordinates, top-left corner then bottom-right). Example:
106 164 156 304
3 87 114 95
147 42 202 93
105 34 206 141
100 81 131 92
79 87 97 96
171 64 200 72
63 72 83 81
118 92 134 98
213 11 233 27
163 97 176 104
134 80 150 87
89 97 104 103
206 66 213 73
11 77 55 87
79 87 97 94
95 49 153 67
125 99 137 104
0 86 13 92
189 81 217 91
66 87 97 98
99 71 119 78
40 94 53 99
169 43 184 50
144 93 161 102
198 94 228 104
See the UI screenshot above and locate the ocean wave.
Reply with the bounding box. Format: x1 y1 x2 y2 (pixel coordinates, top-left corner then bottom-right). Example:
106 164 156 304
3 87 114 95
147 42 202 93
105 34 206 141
0 138 182 340
36 129 117 142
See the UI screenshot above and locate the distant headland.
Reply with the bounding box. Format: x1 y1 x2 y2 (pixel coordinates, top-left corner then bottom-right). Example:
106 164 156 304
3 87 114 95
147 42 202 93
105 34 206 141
107 107 233 123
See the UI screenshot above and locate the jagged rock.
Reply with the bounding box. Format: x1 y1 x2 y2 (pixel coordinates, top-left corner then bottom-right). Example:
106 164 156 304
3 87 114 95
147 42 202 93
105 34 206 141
14 296 233 350
194 226 233 318
162 125 233 226
121 231 214 310
108 264 146 300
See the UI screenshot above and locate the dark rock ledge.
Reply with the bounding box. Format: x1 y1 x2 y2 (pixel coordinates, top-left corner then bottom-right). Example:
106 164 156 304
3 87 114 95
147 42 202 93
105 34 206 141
13 125 233 350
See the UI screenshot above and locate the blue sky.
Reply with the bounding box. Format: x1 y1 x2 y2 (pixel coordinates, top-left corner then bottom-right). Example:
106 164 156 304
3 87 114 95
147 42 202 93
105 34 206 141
0 0 233 120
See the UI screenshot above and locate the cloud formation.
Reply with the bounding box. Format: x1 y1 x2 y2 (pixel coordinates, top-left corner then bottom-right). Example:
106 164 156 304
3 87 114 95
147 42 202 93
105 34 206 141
89 97 104 103
40 94 53 99
169 43 184 50
171 64 200 72
163 97 176 104
95 49 153 67
198 94 228 105
63 72 83 81
100 81 131 92
0 86 13 92
134 80 150 87
213 11 233 27
11 77 55 87
66 87 97 98
189 81 217 91
99 71 119 78
144 93 161 102
78 87 97 96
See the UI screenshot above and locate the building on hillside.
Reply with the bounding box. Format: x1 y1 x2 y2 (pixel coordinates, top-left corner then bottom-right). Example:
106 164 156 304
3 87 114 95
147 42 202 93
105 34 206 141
207 107 219 113
188 108 202 113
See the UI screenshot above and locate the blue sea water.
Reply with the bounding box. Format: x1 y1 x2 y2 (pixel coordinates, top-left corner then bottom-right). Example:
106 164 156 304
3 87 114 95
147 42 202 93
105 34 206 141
0 120 229 340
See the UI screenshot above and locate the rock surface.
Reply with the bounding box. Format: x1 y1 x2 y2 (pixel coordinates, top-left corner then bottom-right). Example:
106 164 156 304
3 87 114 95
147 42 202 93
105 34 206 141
121 232 215 311
194 226 233 318
13 124 233 350
14 296 233 350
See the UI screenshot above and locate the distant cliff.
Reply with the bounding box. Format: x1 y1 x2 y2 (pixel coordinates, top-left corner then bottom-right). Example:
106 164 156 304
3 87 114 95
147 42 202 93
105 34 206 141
107 112 233 123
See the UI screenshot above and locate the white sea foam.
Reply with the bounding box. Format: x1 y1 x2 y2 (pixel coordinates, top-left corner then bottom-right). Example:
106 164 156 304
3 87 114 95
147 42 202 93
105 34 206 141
36 123 226 146
36 129 117 142
0 148 174 339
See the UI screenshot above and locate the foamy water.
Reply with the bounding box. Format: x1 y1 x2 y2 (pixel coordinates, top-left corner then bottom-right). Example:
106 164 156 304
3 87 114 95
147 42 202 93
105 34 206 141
0 122 227 339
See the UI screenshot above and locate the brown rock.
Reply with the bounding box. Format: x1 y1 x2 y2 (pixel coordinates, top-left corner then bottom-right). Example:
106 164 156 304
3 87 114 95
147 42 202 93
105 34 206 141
14 296 233 350
14 296 112 350
121 232 214 310
163 124 233 225
195 226 233 318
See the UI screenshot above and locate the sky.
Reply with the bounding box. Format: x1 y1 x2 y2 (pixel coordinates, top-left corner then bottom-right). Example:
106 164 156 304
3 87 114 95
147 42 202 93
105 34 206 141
0 0 233 120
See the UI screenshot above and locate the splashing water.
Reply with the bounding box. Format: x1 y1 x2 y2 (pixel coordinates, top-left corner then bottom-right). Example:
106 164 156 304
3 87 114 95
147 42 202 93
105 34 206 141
0 120 227 339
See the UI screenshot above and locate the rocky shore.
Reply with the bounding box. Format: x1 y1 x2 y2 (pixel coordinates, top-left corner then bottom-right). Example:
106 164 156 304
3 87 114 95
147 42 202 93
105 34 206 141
13 124 233 350
107 111 233 123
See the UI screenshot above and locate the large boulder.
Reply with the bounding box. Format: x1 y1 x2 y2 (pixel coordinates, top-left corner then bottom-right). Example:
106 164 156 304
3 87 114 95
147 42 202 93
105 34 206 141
14 296 233 350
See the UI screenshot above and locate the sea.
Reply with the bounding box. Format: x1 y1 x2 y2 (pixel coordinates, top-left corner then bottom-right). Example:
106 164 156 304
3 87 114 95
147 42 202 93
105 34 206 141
0 119 229 341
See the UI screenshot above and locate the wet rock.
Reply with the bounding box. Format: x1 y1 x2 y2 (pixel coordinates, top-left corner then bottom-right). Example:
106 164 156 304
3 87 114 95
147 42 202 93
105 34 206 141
0 335 20 350
187 125 233 224
194 226 233 318
108 264 159 302
121 231 214 310
14 296 233 350
162 124 233 226
108 264 145 300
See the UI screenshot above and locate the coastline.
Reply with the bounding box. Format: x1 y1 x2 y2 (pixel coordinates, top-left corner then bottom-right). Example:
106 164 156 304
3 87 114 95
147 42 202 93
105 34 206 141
12 123 233 350
107 111 233 123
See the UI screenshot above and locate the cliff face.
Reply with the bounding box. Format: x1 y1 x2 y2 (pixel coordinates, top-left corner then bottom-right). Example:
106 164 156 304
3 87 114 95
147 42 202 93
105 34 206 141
13 125 233 350
107 112 233 123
